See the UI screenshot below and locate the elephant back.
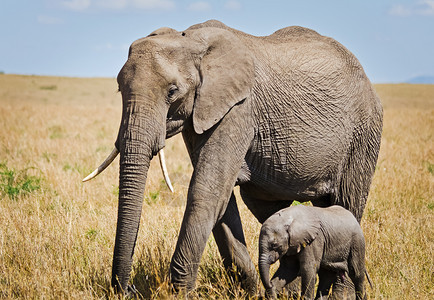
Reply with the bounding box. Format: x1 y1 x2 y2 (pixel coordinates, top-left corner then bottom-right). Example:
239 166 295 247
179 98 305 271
268 26 321 40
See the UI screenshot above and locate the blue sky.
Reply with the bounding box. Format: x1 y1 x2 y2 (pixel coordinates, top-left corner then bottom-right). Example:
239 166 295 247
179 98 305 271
1 0 433 83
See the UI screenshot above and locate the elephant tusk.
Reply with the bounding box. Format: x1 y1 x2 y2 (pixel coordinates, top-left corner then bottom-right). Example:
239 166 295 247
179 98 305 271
82 148 119 182
158 149 174 193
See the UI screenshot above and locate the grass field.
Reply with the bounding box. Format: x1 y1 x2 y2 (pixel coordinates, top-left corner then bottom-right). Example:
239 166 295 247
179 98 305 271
0 74 432 299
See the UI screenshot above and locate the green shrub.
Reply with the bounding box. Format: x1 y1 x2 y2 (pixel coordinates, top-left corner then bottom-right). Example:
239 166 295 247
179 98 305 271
39 85 57 90
49 125 65 139
145 190 160 205
0 162 41 200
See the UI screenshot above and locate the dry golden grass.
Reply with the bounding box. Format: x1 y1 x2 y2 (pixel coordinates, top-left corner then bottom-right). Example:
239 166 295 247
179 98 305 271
0 74 432 299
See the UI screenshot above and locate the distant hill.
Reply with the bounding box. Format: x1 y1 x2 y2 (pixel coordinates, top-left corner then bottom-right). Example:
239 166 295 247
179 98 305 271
406 76 434 84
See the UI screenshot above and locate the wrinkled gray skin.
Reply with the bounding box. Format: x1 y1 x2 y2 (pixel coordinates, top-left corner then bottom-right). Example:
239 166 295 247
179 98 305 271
108 20 382 295
259 205 367 300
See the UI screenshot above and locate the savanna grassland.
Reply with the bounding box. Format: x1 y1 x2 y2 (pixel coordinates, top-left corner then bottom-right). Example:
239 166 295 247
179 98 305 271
0 74 432 299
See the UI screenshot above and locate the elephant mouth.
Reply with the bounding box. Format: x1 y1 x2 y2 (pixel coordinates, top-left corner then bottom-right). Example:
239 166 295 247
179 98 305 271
82 146 174 192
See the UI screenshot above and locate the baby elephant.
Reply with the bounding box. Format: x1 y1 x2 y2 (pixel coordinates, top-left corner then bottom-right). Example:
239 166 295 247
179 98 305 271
259 205 367 300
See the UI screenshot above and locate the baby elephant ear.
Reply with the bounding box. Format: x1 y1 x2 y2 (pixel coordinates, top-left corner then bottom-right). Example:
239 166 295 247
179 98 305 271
286 207 321 254
192 28 255 134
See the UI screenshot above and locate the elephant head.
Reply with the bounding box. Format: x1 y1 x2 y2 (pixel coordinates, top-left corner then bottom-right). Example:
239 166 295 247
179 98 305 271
258 207 321 295
83 26 255 292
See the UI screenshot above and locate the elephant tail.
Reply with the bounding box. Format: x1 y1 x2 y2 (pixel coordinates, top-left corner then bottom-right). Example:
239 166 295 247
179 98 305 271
365 270 373 290
334 93 383 222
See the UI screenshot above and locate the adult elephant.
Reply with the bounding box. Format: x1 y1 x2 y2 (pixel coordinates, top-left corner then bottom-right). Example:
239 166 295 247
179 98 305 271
84 20 382 295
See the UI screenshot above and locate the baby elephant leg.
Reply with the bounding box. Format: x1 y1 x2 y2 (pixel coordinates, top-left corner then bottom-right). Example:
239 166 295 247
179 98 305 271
348 260 367 299
329 273 356 300
315 269 336 299
352 273 366 300
300 265 318 299
270 256 301 299
348 240 367 300
299 248 320 300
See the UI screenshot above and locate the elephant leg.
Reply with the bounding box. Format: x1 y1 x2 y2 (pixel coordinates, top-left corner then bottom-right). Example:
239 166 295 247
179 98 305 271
169 164 242 292
270 256 300 299
300 268 317 300
315 269 336 299
212 193 258 295
329 273 356 300
170 102 255 292
299 249 320 300
351 273 366 300
348 252 367 299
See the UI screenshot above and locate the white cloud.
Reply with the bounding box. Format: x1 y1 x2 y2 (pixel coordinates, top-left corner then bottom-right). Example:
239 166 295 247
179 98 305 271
61 0 91 11
419 0 434 15
37 15 64 25
188 1 212 12
389 0 434 16
224 0 241 11
389 4 411 16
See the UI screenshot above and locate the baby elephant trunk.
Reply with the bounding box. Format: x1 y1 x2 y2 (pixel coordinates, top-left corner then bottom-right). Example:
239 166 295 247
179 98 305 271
259 254 276 299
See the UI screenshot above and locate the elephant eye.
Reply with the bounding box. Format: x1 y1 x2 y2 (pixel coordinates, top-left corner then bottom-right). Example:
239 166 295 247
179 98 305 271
167 85 179 99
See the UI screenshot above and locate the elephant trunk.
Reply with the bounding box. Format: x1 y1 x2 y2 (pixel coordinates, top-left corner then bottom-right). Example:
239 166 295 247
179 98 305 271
111 143 150 292
259 254 273 292
259 239 278 299
111 97 165 293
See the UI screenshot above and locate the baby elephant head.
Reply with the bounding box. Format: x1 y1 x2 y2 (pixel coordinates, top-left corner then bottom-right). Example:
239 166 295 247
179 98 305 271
258 207 321 295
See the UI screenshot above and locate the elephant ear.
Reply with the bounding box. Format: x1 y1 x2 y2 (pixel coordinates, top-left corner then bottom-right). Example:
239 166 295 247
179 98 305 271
286 206 321 254
192 28 255 134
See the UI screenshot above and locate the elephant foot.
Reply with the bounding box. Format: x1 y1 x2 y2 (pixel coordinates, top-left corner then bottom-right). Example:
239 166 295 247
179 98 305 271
226 263 259 296
120 284 139 299
243 274 259 296
242 274 259 296
221 260 258 297
329 275 356 300
169 279 193 295
264 286 277 299
112 280 138 298
169 256 198 294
